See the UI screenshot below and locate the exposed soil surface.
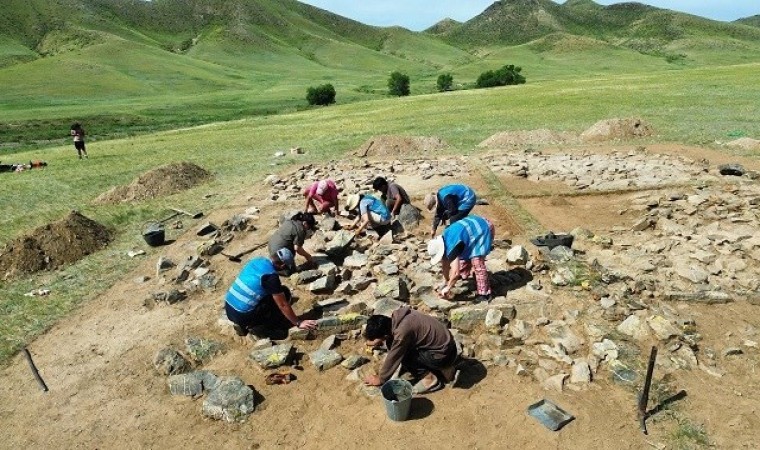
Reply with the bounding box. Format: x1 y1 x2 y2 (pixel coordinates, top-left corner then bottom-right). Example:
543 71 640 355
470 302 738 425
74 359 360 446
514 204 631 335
355 135 448 157
580 118 653 142
519 192 641 233
478 129 578 149
94 162 210 204
0 210 111 279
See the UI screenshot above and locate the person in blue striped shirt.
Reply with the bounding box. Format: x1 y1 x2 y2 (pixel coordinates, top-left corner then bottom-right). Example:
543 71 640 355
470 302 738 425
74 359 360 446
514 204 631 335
427 215 495 303
225 248 317 339
423 184 477 238
345 193 392 238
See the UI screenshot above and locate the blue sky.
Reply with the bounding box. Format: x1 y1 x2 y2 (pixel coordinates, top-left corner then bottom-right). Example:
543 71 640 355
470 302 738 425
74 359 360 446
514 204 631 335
299 1 760 31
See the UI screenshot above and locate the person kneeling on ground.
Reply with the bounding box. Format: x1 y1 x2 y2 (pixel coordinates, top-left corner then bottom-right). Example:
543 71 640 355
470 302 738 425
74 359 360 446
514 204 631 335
304 179 340 216
268 212 317 271
345 193 392 238
363 307 459 395
424 184 477 238
427 214 495 303
224 248 317 339
372 176 410 219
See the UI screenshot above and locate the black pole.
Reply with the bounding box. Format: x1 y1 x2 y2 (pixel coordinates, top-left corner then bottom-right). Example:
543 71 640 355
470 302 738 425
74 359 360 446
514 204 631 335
22 348 49 392
638 346 657 434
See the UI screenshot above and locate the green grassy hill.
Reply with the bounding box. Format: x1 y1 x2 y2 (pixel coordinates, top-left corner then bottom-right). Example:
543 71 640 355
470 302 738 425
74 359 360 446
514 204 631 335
1 0 760 151
736 15 760 28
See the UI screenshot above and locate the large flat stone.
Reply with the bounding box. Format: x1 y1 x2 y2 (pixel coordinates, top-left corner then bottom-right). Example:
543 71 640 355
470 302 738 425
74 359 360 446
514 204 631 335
309 349 343 371
202 377 255 423
449 304 516 332
249 343 293 369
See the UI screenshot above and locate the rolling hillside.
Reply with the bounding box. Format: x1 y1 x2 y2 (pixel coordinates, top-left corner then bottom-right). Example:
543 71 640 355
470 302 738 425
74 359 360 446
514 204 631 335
1 0 759 150
736 15 760 28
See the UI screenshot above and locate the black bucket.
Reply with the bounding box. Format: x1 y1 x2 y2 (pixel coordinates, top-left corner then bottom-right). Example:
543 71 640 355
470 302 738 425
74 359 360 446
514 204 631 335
143 229 165 247
143 222 165 247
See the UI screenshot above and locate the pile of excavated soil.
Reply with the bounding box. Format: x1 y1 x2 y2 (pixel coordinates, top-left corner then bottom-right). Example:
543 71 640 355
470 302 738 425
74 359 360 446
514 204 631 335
94 162 210 204
726 137 760 151
580 118 653 142
0 211 112 279
478 129 578 148
355 135 448 157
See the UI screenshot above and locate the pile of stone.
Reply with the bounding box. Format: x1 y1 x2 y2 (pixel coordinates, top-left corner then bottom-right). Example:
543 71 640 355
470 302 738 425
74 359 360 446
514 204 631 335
148 255 220 305
153 338 256 423
486 151 715 191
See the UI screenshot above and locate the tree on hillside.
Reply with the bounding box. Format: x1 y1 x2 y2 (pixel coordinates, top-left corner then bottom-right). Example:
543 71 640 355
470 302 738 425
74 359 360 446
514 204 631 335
437 73 453 92
306 83 336 106
476 65 526 88
388 71 410 96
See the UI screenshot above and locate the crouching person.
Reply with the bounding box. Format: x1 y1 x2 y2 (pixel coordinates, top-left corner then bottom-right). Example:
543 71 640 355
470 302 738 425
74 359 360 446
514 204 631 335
363 307 459 395
345 193 392 238
225 248 317 339
427 215 495 302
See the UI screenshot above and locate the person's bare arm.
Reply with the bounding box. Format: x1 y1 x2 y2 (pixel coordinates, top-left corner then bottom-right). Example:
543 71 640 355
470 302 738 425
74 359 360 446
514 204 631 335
439 258 460 299
295 245 313 263
392 196 403 216
354 214 371 235
272 293 316 329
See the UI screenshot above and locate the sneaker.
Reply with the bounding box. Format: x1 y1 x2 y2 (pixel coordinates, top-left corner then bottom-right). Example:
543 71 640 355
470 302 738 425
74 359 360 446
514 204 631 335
475 294 493 303
232 323 248 337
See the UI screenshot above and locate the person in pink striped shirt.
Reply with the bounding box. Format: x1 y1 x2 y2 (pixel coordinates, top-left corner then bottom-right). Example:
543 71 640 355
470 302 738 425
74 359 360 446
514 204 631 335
304 179 340 216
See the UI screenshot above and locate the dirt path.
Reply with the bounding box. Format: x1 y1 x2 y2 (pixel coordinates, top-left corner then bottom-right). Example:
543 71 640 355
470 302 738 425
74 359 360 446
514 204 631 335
2 147 759 449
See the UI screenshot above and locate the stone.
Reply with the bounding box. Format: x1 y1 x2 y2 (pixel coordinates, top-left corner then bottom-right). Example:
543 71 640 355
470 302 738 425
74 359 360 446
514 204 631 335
631 217 654 232
506 246 530 265
320 335 339 351
420 293 457 312
153 348 191 376
570 360 592 384
134 275 150 284
168 371 220 397
317 297 349 314
674 263 709 284
543 373 568 392
591 339 619 362
128 250 146 258
296 270 323 285
377 263 399 276
663 291 732 304
196 222 219 236
373 277 408 301
321 217 339 231
309 274 337 293
372 298 405 317
264 174 280 185
185 337 224 363
551 266 576 286
249 343 293 369
326 230 355 254
397 204 423 231
646 316 681 341
202 377 256 423
723 347 743 357
600 297 616 309
509 319 531 339
449 304 516 332
289 314 369 340
156 257 175 278
341 354 370 370
718 164 746 177
515 364 529 377
549 246 574 263
485 309 504 329
546 324 584 354
251 338 272 350
309 349 343 371
378 231 394 245
617 315 650 341
343 252 368 269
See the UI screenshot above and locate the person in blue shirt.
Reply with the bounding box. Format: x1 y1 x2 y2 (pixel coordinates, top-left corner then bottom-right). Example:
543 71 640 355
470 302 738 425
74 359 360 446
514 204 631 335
225 248 317 339
423 184 477 238
345 193 392 238
427 215 495 302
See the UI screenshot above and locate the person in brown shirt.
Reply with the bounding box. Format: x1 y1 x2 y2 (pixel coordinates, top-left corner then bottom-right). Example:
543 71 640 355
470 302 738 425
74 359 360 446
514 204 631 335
363 307 459 394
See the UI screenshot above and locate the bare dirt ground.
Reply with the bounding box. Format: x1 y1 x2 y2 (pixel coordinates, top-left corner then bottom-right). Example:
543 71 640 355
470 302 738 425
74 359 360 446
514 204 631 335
2 143 759 450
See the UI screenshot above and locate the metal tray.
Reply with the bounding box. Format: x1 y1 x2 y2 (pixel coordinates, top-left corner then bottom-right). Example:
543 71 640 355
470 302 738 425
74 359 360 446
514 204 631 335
527 399 575 431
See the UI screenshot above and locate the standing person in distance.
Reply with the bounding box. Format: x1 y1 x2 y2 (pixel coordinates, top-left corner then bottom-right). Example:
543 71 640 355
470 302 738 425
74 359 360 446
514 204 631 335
424 184 477 238
372 176 410 220
70 123 88 159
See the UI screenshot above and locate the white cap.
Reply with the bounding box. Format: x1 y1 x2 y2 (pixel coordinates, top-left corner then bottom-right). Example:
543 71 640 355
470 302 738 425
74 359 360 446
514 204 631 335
427 236 445 265
346 194 361 211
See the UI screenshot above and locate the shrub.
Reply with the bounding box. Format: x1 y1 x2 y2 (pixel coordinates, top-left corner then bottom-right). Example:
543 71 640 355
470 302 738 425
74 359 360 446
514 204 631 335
437 73 453 92
388 71 410 96
476 65 526 89
306 84 336 106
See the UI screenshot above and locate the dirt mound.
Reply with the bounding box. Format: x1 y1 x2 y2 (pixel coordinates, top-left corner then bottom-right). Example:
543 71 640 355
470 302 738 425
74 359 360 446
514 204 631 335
478 129 578 148
726 137 760 151
580 118 653 142
94 162 210 204
0 211 112 279
355 135 448 157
